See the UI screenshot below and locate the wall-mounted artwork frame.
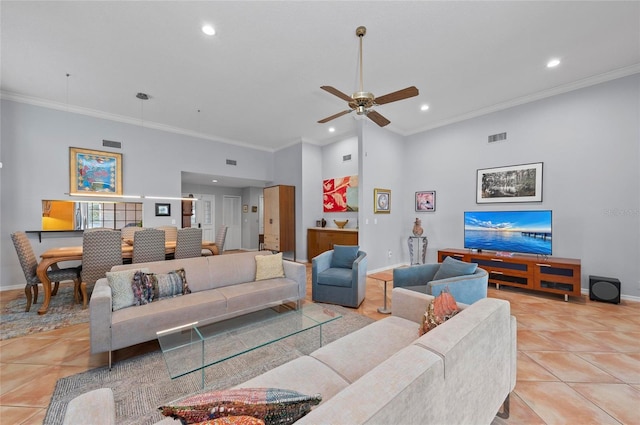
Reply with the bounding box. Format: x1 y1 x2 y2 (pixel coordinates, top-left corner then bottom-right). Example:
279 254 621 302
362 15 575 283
415 191 436 212
323 175 359 212
374 188 391 214
477 162 543 204
155 203 171 216
69 147 123 195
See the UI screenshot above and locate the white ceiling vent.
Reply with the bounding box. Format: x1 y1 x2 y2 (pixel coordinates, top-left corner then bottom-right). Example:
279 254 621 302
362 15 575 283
343 154 352 162
226 159 237 166
488 132 507 143
102 139 121 148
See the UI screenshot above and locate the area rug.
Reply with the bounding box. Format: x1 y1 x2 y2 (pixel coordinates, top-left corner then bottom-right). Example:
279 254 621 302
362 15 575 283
44 304 374 425
0 285 89 340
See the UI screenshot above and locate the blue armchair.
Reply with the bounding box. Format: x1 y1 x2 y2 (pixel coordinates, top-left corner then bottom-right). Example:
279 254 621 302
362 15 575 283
393 257 488 305
312 245 367 308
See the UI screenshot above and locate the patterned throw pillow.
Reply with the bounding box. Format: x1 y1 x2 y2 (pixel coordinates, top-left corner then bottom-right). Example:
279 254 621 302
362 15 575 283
193 417 265 425
419 288 461 336
158 387 322 425
255 253 285 281
106 268 149 311
131 268 191 305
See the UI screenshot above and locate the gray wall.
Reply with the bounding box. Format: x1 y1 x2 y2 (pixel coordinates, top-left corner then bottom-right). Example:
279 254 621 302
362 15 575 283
2 74 639 298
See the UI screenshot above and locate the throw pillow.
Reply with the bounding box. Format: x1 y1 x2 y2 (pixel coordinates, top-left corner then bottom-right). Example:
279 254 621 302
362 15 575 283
192 417 265 425
106 268 149 311
255 253 285 281
330 245 359 269
132 268 191 305
159 387 322 425
419 288 460 336
432 256 478 281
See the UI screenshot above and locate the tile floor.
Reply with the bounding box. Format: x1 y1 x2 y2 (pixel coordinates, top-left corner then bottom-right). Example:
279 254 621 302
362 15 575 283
1 262 639 424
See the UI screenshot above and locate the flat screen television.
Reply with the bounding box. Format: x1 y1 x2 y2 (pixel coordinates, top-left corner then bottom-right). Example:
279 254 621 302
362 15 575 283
464 210 552 255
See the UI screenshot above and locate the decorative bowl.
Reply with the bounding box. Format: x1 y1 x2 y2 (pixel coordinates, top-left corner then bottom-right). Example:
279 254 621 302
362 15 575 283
334 219 349 229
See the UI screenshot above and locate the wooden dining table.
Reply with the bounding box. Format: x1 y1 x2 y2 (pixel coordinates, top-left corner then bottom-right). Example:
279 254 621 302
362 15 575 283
36 240 217 315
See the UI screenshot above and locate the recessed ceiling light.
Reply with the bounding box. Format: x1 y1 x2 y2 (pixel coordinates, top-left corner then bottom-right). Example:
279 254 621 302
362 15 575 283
202 24 216 36
420 104 430 111
212 179 218 183
329 127 335 133
547 58 561 68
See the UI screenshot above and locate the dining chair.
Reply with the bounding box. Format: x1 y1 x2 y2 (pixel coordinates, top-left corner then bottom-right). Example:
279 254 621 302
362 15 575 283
120 225 144 241
174 227 203 259
10 231 82 312
132 228 165 263
156 225 178 243
203 225 227 256
80 229 122 309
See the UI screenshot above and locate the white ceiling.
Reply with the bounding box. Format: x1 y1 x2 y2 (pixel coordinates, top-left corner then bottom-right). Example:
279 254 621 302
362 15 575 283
2 1 639 156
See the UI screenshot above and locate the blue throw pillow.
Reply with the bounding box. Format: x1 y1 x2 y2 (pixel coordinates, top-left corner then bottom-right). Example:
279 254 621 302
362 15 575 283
331 245 360 269
432 256 478 281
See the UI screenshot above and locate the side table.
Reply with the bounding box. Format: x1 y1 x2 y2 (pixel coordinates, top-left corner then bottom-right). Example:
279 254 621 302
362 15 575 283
368 270 394 314
408 236 428 265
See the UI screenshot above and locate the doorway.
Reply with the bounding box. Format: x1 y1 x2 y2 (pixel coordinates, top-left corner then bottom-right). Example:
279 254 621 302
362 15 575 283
223 195 242 250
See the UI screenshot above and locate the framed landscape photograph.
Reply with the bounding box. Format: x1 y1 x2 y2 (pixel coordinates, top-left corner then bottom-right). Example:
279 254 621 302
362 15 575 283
374 188 391 214
415 191 436 212
477 162 543 204
155 203 171 216
69 147 122 195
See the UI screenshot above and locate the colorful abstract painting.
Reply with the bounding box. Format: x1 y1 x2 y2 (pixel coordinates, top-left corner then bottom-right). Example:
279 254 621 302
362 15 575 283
69 147 122 195
323 175 358 212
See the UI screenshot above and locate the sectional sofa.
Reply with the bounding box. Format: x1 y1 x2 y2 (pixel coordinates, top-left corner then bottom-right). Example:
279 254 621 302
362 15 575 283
70 287 517 424
89 250 306 367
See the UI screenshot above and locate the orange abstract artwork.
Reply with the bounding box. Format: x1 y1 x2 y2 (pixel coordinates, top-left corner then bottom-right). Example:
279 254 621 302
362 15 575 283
323 175 359 212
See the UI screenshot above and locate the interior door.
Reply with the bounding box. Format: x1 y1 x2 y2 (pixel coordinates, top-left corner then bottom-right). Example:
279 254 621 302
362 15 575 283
223 195 242 250
193 194 215 241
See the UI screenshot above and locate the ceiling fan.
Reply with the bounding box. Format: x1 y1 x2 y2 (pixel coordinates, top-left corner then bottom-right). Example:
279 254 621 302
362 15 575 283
318 26 419 127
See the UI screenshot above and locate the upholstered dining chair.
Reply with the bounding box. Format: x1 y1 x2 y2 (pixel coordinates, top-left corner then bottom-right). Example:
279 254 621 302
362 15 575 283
80 229 122 309
175 227 203 259
156 225 178 244
10 231 82 312
120 225 144 241
204 225 227 256
132 228 165 263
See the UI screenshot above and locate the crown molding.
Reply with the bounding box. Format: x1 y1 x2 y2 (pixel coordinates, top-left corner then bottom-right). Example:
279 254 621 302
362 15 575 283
0 91 275 153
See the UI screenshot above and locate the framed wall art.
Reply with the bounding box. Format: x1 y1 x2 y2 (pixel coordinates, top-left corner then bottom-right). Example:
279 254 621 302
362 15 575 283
155 203 171 216
415 191 436 212
69 147 123 195
374 188 391 214
323 175 359 212
476 162 543 204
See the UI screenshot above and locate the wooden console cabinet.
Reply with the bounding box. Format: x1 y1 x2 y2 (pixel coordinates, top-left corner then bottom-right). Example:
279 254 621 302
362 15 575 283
438 248 581 301
307 228 358 260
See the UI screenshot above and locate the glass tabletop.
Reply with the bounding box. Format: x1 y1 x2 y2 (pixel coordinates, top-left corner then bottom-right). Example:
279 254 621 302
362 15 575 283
156 303 342 383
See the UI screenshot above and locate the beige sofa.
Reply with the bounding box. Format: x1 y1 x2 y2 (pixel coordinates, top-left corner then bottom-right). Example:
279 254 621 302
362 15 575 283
89 251 306 367
72 287 516 425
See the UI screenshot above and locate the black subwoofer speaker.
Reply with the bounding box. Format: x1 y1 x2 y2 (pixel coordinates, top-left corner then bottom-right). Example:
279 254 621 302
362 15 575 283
589 275 621 304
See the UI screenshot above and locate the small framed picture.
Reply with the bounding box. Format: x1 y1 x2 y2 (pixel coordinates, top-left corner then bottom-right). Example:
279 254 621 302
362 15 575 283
415 191 436 212
374 188 391 214
251 205 258 213
155 203 171 216
243 204 248 213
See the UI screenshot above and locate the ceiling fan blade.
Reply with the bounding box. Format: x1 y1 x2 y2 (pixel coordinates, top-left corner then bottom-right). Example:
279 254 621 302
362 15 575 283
374 86 419 105
320 86 353 103
366 110 391 127
318 109 352 124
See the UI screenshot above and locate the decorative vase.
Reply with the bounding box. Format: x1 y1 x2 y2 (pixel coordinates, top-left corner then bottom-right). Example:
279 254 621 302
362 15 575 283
321 218 327 228
412 218 424 237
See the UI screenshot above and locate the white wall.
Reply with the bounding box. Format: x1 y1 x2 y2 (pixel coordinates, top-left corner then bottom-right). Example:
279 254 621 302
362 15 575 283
403 74 640 297
321 136 359 229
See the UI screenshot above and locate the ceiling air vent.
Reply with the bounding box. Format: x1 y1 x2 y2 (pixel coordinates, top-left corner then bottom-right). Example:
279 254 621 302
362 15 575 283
488 132 507 143
226 159 237 166
102 139 121 149
343 154 352 162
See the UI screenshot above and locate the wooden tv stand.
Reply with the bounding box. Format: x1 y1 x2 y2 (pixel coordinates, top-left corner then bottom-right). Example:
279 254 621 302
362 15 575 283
438 248 581 301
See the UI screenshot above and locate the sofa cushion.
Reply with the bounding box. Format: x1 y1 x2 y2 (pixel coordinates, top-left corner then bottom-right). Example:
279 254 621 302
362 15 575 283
310 316 419 383
158 388 321 425
432 256 477 281
106 268 148 311
316 268 353 288
330 245 359 269
255 252 285 281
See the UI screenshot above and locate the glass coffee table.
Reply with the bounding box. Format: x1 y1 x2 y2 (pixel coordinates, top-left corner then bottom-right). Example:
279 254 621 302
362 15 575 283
157 303 342 388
